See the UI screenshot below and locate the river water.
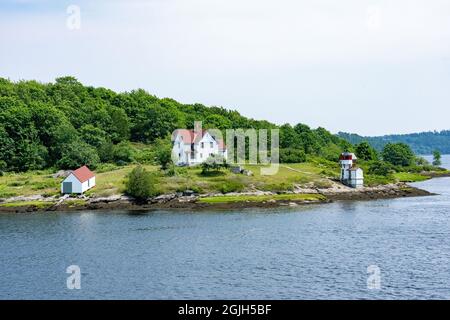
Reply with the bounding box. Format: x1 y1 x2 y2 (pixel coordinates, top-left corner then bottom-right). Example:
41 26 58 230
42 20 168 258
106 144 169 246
0 156 449 299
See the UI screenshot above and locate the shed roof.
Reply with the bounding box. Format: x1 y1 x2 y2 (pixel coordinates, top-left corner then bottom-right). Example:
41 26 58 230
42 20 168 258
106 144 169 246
72 166 95 183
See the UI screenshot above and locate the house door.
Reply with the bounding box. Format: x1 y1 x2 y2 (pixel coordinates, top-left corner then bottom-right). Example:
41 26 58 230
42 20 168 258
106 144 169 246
63 182 72 194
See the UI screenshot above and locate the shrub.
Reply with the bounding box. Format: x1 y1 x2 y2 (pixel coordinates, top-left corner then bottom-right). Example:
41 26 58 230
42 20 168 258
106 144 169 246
125 165 159 200
201 155 229 174
112 142 134 165
280 148 306 163
368 161 395 176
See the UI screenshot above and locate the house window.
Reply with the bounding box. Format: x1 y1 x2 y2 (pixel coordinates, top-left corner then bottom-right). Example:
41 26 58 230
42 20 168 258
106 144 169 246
190 152 195 159
200 153 203 158
88 179 90 187
201 142 204 149
178 142 180 148
210 142 213 148
179 153 181 158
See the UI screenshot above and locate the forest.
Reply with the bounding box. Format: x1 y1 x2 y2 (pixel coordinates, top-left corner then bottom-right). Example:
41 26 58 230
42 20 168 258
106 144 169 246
0 77 352 173
338 131 450 155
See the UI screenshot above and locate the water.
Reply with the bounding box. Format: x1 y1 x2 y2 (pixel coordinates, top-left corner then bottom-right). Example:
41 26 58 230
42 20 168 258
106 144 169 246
1 156 450 299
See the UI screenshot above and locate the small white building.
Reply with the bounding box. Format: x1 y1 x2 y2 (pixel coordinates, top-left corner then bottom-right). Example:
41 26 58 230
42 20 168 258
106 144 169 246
172 129 227 166
61 165 96 194
339 152 364 188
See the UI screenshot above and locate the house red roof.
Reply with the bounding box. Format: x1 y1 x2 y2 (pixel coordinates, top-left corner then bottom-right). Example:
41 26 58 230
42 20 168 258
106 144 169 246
173 129 227 150
72 165 95 183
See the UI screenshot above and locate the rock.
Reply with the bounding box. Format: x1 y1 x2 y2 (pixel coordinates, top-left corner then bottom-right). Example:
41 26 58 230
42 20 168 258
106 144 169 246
183 190 195 196
154 193 177 203
267 199 276 203
230 166 243 174
288 202 298 207
52 170 71 179
242 170 253 176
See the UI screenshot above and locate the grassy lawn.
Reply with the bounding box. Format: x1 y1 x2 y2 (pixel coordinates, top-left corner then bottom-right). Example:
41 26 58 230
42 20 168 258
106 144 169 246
0 160 440 200
0 169 60 198
393 172 430 183
0 162 330 199
198 193 327 204
0 200 56 209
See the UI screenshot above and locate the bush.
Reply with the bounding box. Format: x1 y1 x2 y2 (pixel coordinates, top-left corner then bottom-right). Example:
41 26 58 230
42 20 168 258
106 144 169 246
125 165 159 200
280 148 306 163
112 142 134 165
382 143 414 167
368 161 395 176
201 155 229 174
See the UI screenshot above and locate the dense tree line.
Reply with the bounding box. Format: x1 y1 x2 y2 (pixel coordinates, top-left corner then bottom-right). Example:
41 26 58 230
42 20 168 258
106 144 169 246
0 77 352 172
338 131 450 155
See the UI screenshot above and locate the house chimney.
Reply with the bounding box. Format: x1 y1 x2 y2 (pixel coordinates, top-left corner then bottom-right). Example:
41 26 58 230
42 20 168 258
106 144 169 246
194 121 202 136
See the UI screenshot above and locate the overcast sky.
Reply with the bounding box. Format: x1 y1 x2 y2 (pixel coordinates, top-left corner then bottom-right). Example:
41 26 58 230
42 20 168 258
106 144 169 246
1 0 449 136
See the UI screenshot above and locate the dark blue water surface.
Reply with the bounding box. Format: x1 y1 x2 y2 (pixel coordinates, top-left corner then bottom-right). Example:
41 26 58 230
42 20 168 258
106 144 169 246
1 156 449 299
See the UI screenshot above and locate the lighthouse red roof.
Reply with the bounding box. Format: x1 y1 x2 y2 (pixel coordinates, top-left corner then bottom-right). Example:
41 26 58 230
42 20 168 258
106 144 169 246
72 166 95 183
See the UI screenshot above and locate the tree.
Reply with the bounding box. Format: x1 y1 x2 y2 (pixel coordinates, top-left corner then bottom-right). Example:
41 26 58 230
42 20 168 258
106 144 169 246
432 150 442 166
368 161 395 176
80 124 107 148
125 165 159 200
355 141 377 161
56 140 100 169
112 141 134 165
280 148 306 163
154 138 173 170
382 143 415 167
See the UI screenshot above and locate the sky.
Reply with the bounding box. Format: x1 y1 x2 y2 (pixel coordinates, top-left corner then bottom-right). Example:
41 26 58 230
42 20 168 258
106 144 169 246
1 0 450 136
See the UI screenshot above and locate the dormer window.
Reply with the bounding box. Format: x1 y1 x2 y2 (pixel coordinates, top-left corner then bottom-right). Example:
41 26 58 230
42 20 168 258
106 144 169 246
201 142 204 149
210 142 213 148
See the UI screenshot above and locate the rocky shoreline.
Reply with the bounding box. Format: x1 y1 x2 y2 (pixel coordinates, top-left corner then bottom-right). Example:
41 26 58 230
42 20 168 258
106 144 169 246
0 181 436 213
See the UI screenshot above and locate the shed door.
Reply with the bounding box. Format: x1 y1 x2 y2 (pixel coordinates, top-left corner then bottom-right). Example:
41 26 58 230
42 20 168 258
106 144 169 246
63 182 72 194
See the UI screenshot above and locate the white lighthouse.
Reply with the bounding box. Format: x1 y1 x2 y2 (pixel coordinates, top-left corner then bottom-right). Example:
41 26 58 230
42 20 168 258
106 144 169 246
339 152 364 188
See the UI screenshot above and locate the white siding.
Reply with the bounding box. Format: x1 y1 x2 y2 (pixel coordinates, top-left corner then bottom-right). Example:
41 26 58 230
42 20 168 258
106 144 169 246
61 174 96 194
61 173 83 194
172 131 226 166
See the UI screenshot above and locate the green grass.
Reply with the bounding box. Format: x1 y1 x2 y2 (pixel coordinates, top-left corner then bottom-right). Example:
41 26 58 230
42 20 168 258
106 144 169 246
198 193 327 204
393 172 430 183
0 200 55 209
64 199 87 207
0 160 442 200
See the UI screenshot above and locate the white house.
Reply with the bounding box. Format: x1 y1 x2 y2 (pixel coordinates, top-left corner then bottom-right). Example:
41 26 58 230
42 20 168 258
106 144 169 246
61 165 96 194
339 152 364 188
172 129 227 166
